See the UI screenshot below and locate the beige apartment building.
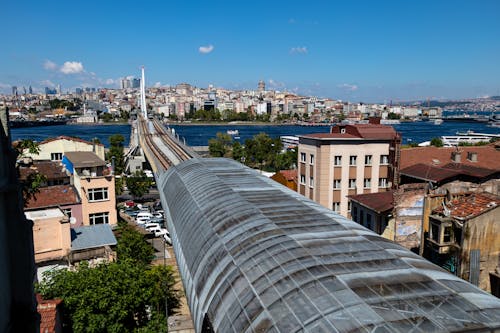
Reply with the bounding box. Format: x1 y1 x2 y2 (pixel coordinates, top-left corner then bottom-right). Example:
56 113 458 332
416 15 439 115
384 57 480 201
63 152 117 226
26 135 105 161
297 119 401 217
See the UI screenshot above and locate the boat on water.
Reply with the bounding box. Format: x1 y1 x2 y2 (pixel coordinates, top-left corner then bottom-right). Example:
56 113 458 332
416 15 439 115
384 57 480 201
226 129 239 135
419 130 500 147
433 119 443 125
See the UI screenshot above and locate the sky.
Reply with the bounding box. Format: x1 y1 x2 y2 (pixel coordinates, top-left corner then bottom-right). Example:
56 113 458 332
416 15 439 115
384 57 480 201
1 0 499 102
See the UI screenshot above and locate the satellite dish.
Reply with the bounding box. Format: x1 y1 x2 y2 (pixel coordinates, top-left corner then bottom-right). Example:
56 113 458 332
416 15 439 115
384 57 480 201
69 217 77 225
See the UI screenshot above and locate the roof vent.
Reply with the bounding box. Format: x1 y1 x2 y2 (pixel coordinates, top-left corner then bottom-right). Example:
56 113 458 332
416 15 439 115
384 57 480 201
341 128 346 134
486 202 497 208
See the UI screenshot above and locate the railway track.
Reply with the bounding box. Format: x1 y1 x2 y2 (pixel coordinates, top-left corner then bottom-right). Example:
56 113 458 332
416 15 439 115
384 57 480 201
137 116 193 172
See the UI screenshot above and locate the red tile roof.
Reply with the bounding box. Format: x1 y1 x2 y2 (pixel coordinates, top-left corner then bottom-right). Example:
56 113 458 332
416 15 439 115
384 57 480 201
400 145 500 170
348 190 394 213
302 123 399 140
400 163 461 183
37 294 62 333
433 192 499 220
19 161 68 181
279 169 298 182
40 135 104 146
25 185 80 210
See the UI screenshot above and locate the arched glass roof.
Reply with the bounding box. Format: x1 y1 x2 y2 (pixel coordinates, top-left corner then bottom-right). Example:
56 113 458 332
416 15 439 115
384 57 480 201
158 158 500 333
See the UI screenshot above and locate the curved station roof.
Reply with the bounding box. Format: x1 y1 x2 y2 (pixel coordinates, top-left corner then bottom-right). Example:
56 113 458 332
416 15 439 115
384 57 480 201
158 158 500 333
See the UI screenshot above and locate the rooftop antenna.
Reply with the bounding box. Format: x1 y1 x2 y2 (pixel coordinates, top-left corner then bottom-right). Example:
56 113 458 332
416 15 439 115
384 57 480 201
140 66 147 118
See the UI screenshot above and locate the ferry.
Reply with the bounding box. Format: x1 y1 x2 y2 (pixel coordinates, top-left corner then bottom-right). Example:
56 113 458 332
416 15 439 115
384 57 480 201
226 129 239 135
419 131 500 146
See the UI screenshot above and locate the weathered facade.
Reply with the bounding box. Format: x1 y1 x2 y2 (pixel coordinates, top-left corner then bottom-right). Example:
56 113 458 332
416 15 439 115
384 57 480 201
424 191 500 292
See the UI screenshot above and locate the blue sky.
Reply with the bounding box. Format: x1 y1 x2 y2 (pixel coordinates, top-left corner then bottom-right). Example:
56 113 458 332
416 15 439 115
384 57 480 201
1 0 499 102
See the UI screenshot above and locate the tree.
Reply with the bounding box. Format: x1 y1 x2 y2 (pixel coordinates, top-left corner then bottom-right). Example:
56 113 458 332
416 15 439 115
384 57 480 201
430 137 444 147
106 134 125 174
208 132 233 157
275 149 298 170
244 133 282 171
15 139 47 205
116 224 154 266
37 260 181 332
231 141 244 162
126 171 153 199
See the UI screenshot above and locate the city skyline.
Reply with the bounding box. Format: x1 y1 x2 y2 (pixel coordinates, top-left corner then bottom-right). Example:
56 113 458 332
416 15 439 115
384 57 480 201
1 0 499 102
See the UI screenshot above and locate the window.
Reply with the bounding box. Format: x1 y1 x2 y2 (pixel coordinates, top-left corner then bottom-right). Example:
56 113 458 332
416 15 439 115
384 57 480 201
89 212 109 225
379 178 388 188
88 187 109 202
332 202 340 212
300 175 306 184
365 155 372 165
333 179 341 189
364 178 371 188
347 201 352 212
431 223 439 242
51 152 63 161
443 226 452 243
349 179 356 189
62 208 72 218
334 156 342 166
310 154 314 164
349 155 357 166
352 206 358 222
380 155 389 164
309 176 314 187
300 152 306 162
366 214 372 230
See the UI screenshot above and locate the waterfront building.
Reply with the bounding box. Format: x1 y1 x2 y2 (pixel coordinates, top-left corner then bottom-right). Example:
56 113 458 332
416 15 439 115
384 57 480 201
297 118 401 217
26 135 105 161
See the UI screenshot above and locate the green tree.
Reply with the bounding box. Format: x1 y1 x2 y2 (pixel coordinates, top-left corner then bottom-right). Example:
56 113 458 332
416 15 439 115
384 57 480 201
430 137 444 147
275 149 298 170
106 134 125 174
231 141 244 162
100 113 113 122
37 260 181 332
126 171 153 199
244 133 282 171
15 139 47 205
208 132 233 157
116 224 154 266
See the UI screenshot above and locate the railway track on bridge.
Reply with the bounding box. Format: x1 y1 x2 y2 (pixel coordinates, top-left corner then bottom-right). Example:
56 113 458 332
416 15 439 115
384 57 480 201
138 116 193 171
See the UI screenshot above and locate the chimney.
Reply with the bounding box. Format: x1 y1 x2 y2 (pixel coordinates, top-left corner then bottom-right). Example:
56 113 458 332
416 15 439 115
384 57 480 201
368 117 381 125
451 150 462 163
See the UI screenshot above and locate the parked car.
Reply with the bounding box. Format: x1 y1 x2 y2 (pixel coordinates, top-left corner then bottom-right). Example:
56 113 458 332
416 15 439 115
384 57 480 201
124 200 135 208
154 228 168 238
144 223 162 231
136 217 151 225
136 212 154 219
152 212 163 219
163 232 172 245
124 209 139 217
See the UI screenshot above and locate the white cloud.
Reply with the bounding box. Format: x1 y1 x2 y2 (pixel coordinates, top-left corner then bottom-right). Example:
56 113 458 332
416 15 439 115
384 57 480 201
43 60 58 71
199 45 214 54
290 47 308 54
154 82 162 88
338 83 358 91
60 61 84 74
105 78 115 85
268 79 285 88
41 79 55 87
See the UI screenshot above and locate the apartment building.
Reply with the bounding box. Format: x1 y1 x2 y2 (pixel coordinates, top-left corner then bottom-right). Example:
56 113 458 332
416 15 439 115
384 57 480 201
62 152 117 226
297 119 401 217
26 135 105 161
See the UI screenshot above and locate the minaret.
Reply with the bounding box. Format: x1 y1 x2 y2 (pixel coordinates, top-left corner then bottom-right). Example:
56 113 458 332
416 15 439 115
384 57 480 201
140 66 147 118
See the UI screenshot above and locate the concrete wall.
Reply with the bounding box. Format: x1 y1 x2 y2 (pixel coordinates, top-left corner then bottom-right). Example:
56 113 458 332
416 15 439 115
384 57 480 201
28 209 71 263
460 207 500 292
393 184 426 251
